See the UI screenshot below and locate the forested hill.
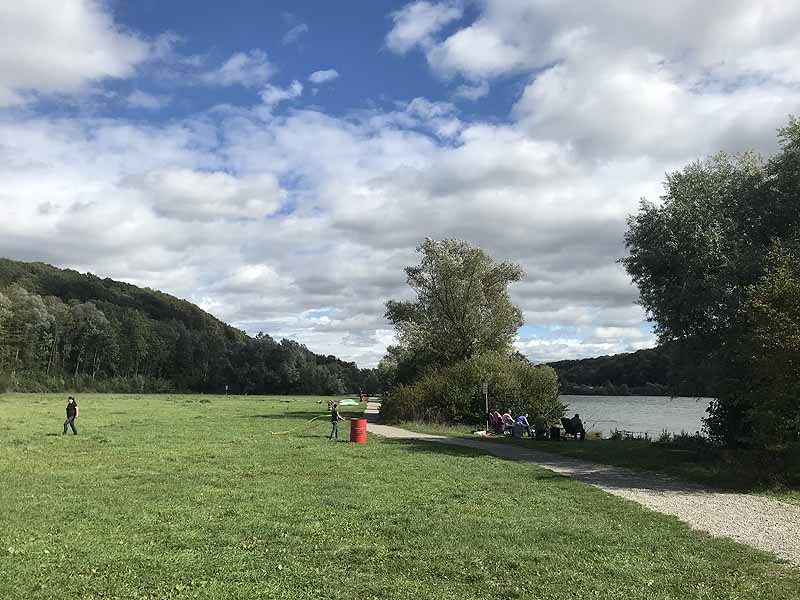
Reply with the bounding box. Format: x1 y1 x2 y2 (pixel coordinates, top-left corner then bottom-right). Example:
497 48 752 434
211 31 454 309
0 258 379 395
546 345 712 397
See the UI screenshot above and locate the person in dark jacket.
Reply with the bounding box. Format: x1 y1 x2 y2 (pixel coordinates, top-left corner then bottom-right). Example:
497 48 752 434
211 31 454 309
533 413 548 440
329 402 346 440
564 413 586 441
63 396 79 435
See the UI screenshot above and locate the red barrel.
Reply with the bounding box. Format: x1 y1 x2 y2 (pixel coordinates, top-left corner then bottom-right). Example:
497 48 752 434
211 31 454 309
350 418 367 443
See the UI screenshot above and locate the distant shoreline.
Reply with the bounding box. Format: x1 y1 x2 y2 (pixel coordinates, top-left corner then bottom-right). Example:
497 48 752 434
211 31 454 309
561 392 713 399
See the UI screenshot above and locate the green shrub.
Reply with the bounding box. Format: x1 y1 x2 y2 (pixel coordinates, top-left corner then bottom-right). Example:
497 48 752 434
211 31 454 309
657 428 672 444
3 372 177 394
380 352 562 425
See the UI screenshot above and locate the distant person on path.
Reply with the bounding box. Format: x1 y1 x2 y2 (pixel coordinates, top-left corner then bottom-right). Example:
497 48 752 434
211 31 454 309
359 390 366 403
63 396 79 435
329 402 346 440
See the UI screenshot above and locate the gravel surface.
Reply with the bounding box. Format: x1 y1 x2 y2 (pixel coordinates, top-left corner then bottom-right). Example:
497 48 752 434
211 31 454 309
365 403 800 566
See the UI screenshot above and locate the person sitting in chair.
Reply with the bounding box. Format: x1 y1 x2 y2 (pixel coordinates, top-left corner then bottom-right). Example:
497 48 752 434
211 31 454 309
515 413 532 437
502 409 515 432
561 413 586 441
491 411 504 434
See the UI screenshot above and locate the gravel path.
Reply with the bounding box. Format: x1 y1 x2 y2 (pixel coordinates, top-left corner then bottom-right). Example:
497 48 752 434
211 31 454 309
364 402 800 566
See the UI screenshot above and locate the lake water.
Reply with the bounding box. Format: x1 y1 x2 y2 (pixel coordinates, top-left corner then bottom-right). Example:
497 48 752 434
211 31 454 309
560 395 713 437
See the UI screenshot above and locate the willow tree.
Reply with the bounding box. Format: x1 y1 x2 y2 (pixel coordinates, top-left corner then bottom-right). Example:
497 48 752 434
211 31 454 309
623 117 800 446
385 238 524 375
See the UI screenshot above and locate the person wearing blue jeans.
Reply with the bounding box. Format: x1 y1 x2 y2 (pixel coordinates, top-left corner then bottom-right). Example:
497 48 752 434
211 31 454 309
329 402 346 440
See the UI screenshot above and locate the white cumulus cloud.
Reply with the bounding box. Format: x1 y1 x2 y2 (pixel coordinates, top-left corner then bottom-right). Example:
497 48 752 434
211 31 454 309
282 23 309 46
200 49 274 87
0 0 150 106
386 1 462 54
308 69 339 84
129 169 283 222
453 80 489 101
126 90 170 110
260 81 303 106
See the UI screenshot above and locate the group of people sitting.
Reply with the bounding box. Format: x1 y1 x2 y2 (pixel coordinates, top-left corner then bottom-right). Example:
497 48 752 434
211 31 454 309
489 409 548 439
489 409 586 440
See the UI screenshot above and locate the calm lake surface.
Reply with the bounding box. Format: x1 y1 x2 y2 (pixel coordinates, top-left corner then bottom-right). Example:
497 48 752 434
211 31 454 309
560 395 713 437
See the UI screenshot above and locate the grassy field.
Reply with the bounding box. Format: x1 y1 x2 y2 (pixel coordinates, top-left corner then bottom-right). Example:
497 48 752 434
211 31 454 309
2 393 799 599
497 437 800 506
397 421 800 506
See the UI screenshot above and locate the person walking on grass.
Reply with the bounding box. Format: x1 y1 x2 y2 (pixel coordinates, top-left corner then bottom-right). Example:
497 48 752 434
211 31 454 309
63 396 79 435
329 402 346 440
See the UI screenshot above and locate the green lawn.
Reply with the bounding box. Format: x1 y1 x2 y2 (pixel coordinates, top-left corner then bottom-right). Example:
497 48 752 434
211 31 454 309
2 393 799 599
497 438 800 506
397 421 800 506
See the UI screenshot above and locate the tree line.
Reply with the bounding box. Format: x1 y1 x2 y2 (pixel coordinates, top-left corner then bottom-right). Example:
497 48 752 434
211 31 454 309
546 343 713 397
0 259 379 395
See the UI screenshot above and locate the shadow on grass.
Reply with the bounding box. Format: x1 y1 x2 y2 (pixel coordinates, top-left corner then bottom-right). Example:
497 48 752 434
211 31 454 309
378 436 709 494
248 412 328 421
248 410 364 421
504 438 800 496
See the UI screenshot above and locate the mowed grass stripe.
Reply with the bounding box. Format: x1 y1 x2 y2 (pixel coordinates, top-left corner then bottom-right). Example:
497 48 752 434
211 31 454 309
1 393 798 599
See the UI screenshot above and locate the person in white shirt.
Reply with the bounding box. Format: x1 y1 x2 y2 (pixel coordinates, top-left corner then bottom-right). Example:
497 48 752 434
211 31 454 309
502 409 515 429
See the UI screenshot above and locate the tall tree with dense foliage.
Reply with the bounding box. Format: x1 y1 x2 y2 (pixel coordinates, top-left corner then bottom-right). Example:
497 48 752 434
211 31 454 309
381 239 561 424
740 241 800 447
623 117 800 446
385 238 524 378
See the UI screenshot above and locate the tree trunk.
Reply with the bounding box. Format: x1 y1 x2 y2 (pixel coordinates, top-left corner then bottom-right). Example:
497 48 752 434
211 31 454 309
47 335 58 375
92 347 100 379
74 345 84 377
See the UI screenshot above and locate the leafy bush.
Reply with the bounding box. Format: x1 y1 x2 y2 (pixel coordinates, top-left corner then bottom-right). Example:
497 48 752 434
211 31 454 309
657 429 672 444
381 352 562 425
6 373 177 394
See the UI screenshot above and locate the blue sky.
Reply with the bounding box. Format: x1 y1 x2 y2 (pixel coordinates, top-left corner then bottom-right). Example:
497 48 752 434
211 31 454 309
97 1 519 122
115 2 445 117
2 1 799 367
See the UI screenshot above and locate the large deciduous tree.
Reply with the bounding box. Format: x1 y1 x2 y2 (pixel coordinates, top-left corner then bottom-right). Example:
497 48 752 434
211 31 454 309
623 117 800 446
385 238 524 374
741 241 800 447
